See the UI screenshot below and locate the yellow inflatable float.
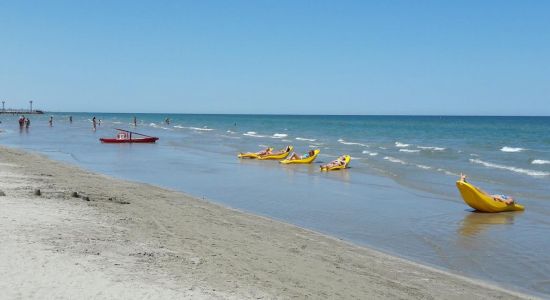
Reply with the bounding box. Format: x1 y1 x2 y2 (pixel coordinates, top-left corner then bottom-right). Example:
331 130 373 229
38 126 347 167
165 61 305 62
238 147 273 159
280 149 320 164
321 155 351 171
257 146 293 160
456 180 525 213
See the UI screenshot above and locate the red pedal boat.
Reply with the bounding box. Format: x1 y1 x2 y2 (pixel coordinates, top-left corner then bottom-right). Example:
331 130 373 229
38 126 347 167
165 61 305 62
100 129 159 143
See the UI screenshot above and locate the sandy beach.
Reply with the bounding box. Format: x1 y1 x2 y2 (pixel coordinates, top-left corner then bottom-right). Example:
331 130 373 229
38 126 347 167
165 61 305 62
0 146 534 299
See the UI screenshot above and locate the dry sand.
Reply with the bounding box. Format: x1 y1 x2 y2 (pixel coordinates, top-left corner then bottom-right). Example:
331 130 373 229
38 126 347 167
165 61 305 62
0 146 535 299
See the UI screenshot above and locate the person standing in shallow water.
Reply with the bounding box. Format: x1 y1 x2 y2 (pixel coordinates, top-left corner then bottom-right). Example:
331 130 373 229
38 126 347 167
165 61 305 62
48 116 53 127
69 116 72 123
25 117 30 128
133 116 137 127
92 117 97 131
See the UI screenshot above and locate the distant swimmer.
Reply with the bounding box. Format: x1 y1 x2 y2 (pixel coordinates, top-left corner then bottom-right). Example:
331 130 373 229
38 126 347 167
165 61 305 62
25 117 30 128
69 116 73 123
133 116 137 127
92 116 97 130
49 116 53 127
18 115 25 127
165 117 170 125
98 119 101 126
459 174 515 205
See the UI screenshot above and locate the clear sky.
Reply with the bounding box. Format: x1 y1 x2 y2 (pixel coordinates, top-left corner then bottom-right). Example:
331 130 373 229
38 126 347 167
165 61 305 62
1 1 549 115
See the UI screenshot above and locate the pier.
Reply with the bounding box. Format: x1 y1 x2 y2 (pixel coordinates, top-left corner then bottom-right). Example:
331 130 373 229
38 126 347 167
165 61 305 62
1 100 44 114
0 110 44 115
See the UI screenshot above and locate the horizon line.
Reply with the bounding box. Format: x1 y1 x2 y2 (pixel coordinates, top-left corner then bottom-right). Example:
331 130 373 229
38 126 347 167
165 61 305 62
43 111 550 118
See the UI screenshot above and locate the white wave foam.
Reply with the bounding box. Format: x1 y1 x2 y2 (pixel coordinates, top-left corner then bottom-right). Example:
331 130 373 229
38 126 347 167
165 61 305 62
395 142 409 148
362 150 378 156
112 121 122 124
384 156 406 165
532 159 550 165
437 168 458 176
416 164 432 170
149 123 157 127
219 135 240 139
470 153 479 157
399 149 420 153
272 133 288 138
296 137 316 142
417 146 445 151
188 127 213 131
500 146 525 153
226 130 236 134
470 159 549 177
282 139 291 142
173 125 184 129
243 131 265 138
338 139 367 147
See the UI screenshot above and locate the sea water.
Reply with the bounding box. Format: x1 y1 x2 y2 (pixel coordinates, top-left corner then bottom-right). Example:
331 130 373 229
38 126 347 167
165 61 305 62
1 113 549 296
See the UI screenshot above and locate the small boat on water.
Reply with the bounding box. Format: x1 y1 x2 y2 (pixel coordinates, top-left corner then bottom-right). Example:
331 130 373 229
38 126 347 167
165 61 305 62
100 129 159 143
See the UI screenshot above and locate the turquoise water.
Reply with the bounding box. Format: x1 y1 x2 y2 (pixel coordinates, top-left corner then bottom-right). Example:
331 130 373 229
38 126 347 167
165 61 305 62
1 113 549 296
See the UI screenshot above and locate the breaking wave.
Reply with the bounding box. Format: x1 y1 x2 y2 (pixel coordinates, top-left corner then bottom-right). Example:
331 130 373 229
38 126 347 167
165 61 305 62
500 147 525 153
272 133 288 139
395 142 409 148
399 149 420 153
417 146 445 151
243 131 265 138
416 164 432 170
296 137 316 142
187 127 213 131
362 150 378 156
384 156 406 165
338 139 367 147
469 159 549 177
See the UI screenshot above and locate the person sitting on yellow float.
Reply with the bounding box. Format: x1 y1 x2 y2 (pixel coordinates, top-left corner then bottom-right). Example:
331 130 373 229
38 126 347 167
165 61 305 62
287 150 315 161
459 173 514 205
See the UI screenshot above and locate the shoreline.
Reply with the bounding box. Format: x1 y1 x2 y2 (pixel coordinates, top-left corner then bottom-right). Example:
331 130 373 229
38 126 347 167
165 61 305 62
0 145 536 299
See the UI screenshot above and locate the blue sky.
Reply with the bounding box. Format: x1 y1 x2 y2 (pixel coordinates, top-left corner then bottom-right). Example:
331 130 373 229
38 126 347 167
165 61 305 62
1 1 549 115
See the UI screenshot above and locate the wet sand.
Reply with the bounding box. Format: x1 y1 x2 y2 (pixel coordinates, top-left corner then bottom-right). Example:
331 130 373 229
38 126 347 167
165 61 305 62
0 146 535 299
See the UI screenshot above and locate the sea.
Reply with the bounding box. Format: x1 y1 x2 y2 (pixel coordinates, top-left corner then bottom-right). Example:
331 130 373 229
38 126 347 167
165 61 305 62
1 113 549 296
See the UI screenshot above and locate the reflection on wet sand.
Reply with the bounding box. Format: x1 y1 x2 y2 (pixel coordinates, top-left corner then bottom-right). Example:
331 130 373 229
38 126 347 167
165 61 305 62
459 211 521 237
322 168 351 183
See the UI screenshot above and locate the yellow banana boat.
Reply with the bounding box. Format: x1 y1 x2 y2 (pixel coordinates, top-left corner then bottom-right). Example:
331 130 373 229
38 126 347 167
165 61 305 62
257 146 293 160
321 155 351 171
238 147 273 159
280 149 320 164
456 180 525 213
